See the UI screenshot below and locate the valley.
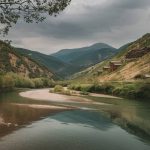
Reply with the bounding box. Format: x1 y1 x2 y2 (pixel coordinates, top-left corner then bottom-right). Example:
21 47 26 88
0 1 150 150
0 34 150 99
0 33 150 150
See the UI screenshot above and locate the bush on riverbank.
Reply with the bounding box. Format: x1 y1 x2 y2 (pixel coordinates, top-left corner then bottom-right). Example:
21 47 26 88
0 72 55 92
53 85 64 93
50 85 72 95
0 74 15 92
68 83 114 94
68 81 150 100
135 83 150 99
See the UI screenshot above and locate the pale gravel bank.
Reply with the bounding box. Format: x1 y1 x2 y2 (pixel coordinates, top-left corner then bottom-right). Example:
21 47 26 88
19 89 121 105
11 103 73 110
19 89 91 103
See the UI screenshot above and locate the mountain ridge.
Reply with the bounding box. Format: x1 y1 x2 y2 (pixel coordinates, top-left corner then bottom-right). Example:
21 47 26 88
51 42 118 75
15 42 118 78
72 33 150 82
15 48 81 78
53 43 114 55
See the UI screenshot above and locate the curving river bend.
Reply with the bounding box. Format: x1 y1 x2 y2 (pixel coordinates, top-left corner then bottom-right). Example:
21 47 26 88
0 89 150 150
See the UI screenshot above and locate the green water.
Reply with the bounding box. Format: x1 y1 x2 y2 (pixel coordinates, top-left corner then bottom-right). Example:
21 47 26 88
0 90 150 150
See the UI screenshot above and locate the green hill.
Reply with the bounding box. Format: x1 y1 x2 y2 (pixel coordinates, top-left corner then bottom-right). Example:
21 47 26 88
15 43 118 78
73 34 150 82
0 41 53 79
15 48 86 78
51 43 118 69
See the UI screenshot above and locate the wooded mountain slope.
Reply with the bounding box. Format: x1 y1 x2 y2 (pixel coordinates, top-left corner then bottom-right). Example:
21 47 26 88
52 43 118 69
0 41 53 79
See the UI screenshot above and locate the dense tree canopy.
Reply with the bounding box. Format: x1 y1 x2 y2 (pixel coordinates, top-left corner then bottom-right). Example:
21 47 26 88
0 0 71 35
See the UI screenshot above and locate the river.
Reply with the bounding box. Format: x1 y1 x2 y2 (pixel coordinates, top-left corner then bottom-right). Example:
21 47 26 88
0 89 150 150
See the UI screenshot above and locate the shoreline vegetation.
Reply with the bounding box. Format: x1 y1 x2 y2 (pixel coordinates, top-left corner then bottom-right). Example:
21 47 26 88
49 81 150 101
68 81 150 100
50 85 121 99
0 72 55 93
0 72 150 101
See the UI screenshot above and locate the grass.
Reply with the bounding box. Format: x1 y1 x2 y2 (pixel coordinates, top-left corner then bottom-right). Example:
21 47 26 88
68 81 150 100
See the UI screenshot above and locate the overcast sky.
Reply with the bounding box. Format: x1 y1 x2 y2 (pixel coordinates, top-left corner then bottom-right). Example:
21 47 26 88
4 0 150 54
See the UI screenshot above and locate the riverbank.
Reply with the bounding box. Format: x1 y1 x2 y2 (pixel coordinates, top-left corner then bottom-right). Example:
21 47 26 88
68 81 150 100
0 72 55 93
20 89 91 103
0 87 150 150
20 88 121 104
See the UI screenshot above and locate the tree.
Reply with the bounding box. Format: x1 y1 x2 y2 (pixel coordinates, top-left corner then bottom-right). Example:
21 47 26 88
0 0 71 35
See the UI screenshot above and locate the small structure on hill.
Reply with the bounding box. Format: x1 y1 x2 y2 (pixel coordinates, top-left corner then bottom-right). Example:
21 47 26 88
144 74 150 79
109 61 122 71
103 66 110 71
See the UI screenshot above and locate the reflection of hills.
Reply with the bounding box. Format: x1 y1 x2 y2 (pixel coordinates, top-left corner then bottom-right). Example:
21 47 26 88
113 118 150 143
0 103 64 138
50 110 114 131
121 122 150 144
105 107 150 144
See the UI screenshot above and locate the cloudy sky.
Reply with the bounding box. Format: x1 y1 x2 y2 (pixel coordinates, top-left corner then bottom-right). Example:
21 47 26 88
4 0 150 54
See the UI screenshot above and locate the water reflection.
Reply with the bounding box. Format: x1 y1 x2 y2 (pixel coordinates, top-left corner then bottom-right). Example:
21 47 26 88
50 110 113 130
84 96 150 144
0 110 149 150
0 91 70 137
0 90 150 148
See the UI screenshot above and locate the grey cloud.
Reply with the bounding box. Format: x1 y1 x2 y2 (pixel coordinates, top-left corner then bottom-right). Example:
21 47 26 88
109 0 150 9
4 0 150 54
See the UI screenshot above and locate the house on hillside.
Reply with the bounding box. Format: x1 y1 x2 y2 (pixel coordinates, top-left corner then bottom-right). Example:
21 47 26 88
109 61 122 71
103 66 110 71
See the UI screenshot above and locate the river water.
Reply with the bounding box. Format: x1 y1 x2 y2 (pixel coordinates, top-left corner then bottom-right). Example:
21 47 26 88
0 90 150 150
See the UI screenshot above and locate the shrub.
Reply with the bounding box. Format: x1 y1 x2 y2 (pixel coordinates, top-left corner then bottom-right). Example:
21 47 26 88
0 72 56 92
33 78 44 88
41 78 55 87
53 85 64 93
0 74 15 91
15 76 35 88
135 83 150 99
52 85 73 95
80 91 89 95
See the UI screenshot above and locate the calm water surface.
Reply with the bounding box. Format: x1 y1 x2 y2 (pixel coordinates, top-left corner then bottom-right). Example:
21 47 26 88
0 90 150 150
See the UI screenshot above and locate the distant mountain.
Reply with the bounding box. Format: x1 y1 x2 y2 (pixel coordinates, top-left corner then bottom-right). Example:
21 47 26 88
15 48 80 78
15 43 118 78
51 43 118 69
0 41 53 79
73 33 150 81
